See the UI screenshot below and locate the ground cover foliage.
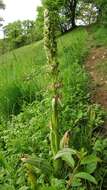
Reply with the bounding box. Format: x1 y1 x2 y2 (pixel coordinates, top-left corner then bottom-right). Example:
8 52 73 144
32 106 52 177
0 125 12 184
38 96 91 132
0 25 107 189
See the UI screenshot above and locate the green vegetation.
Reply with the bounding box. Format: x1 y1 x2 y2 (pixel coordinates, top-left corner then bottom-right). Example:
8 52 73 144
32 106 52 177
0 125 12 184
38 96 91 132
1 0 107 54
0 0 107 187
0 23 107 189
0 41 45 119
88 24 107 47
0 27 88 120
3 20 37 50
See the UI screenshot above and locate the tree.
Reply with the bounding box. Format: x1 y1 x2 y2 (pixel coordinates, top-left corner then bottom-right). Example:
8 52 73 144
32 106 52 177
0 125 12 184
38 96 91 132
35 6 44 40
80 0 107 24
42 0 64 10
4 21 24 49
76 1 98 25
94 0 107 24
42 0 77 32
3 20 36 50
41 0 107 32
0 0 5 9
36 0 76 34
22 20 36 43
0 0 5 27
64 0 77 28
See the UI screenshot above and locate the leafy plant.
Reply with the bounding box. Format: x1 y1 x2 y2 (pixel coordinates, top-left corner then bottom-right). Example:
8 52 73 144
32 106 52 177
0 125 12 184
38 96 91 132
55 147 99 188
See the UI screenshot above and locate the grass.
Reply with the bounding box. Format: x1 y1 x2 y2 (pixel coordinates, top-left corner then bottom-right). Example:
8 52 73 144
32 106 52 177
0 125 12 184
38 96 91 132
0 27 91 189
88 24 107 47
0 25 107 189
0 24 106 120
0 41 46 119
0 27 88 120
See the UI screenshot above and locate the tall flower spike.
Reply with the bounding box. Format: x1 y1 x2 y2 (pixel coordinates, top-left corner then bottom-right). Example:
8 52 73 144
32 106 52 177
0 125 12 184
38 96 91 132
44 8 62 175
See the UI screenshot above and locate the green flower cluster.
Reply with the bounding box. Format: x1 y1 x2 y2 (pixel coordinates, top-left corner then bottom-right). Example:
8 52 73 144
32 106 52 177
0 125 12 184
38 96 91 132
44 9 62 174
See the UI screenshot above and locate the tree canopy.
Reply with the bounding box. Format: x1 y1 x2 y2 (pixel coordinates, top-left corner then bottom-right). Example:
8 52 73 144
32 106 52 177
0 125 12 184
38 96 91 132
0 0 107 54
0 0 5 27
0 0 5 9
3 20 37 49
35 0 107 34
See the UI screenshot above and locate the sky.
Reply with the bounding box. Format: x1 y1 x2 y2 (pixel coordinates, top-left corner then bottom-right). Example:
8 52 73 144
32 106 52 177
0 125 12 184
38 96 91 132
0 0 41 37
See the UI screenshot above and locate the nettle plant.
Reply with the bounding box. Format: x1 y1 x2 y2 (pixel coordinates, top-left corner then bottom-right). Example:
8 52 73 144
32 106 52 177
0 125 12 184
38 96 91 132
21 6 104 190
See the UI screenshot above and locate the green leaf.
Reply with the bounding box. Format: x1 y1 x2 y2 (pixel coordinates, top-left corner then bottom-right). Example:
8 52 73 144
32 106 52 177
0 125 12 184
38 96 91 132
21 156 52 175
0 153 6 168
19 186 29 190
74 172 97 185
81 154 101 165
54 148 76 168
62 153 75 168
84 162 97 174
79 188 86 190
72 178 82 187
54 148 76 159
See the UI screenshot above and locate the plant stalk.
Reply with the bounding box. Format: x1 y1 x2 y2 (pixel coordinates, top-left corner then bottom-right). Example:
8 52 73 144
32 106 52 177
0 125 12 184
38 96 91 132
44 9 61 175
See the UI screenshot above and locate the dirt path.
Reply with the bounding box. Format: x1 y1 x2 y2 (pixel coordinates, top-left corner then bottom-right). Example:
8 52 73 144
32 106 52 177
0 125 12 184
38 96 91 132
85 47 107 133
85 47 107 109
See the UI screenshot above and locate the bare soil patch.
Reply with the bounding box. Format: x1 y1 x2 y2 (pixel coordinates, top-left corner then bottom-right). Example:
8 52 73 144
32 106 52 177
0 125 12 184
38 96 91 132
86 47 107 109
85 47 107 134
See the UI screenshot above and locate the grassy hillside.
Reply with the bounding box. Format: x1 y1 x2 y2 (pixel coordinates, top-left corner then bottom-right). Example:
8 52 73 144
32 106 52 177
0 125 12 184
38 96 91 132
0 25 107 189
0 27 88 119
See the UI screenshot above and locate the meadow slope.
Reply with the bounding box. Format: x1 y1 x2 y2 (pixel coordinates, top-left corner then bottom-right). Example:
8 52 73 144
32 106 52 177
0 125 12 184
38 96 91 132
0 27 88 119
0 25 107 189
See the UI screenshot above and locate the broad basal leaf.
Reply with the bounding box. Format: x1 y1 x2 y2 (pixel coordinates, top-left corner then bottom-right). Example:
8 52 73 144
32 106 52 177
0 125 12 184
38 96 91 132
74 172 97 185
54 148 76 159
21 156 52 175
72 178 82 187
84 162 97 174
54 148 76 168
81 154 101 165
62 153 75 168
